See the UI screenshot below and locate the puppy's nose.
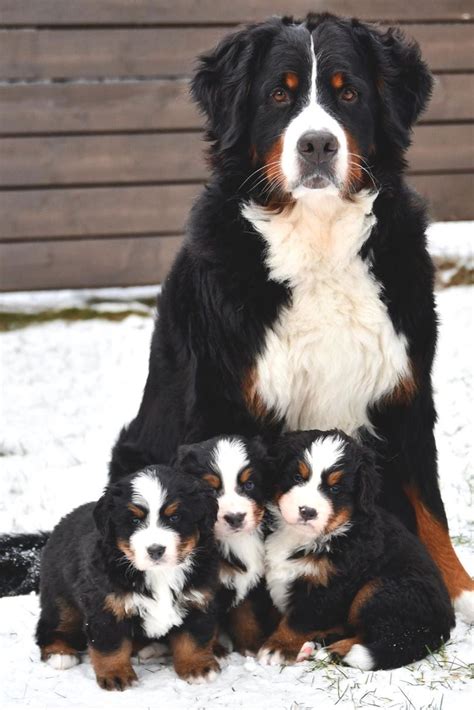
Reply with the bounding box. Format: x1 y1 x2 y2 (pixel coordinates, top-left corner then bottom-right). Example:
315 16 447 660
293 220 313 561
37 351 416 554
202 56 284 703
297 131 339 165
147 544 166 561
224 512 246 529
299 506 317 521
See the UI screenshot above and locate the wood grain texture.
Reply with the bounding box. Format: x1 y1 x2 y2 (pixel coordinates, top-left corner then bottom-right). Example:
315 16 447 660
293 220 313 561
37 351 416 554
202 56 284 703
1 125 472 187
0 1 472 24
0 75 472 136
0 235 183 291
1 175 472 244
1 24 472 80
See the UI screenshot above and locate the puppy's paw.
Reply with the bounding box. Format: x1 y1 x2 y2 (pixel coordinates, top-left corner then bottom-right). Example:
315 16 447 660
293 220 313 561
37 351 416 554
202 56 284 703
96 665 138 691
46 653 80 670
296 641 316 663
258 646 286 666
454 589 474 624
179 658 220 684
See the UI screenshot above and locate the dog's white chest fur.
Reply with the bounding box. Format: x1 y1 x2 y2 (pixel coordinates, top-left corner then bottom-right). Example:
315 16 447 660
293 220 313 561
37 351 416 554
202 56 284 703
243 191 409 435
218 530 265 606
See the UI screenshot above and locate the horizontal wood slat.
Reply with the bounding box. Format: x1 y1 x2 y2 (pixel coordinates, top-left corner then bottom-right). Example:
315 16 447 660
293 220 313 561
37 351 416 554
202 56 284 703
1 175 472 243
1 24 472 80
1 125 472 187
0 74 471 136
0 1 472 25
0 235 183 291
0 185 201 240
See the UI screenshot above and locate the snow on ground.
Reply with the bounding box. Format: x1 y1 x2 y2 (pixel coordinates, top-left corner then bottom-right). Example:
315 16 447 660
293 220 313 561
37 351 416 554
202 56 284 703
0 223 473 709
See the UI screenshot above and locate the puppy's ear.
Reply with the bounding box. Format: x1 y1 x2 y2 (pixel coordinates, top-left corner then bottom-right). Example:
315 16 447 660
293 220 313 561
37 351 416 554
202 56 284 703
191 22 278 153
193 479 219 533
176 444 200 477
93 484 122 537
355 445 381 513
367 25 433 145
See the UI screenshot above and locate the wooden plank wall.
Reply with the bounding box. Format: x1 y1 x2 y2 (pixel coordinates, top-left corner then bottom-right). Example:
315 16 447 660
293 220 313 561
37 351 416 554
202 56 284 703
0 1 473 291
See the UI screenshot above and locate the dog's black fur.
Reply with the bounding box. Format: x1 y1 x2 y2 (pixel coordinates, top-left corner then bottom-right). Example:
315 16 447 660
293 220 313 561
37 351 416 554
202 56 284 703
36 466 220 689
260 430 455 670
1 13 470 607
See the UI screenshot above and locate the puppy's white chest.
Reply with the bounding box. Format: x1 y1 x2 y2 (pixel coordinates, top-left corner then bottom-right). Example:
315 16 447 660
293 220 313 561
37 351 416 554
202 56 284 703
218 531 265 606
244 193 409 435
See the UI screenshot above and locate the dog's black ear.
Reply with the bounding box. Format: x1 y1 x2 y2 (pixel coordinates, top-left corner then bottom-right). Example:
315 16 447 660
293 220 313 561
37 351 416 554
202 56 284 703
191 22 278 153
176 444 201 477
367 25 433 145
193 478 219 533
355 445 381 513
93 484 122 537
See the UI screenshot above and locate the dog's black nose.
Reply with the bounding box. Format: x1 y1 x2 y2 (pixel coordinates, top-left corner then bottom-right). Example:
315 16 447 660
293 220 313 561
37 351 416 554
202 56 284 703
297 131 339 165
147 544 166 561
224 512 246 529
299 506 317 521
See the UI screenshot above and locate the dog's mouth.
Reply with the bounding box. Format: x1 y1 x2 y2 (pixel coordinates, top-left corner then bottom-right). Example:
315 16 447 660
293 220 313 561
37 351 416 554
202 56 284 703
301 173 332 190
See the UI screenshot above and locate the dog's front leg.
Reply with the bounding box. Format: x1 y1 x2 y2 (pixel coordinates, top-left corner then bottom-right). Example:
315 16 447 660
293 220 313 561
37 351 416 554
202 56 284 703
169 608 220 684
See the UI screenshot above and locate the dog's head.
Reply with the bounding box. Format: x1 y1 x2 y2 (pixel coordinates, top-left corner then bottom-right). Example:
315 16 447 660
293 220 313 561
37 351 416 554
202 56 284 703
177 436 267 540
93 465 217 571
269 430 380 540
192 13 432 202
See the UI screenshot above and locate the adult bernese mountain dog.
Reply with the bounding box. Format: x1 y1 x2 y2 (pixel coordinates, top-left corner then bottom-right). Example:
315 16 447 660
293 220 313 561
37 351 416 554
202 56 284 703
259 430 454 670
1 13 472 619
36 466 220 689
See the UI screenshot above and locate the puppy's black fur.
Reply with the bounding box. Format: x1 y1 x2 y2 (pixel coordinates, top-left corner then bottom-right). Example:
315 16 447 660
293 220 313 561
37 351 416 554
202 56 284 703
36 466 220 689
260 430 455 670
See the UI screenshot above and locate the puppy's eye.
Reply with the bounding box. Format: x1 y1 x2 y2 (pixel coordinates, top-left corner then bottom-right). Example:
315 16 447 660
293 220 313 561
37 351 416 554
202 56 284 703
169 513 181 523
131 517 141 525
243 480 255 492
293 473 304 484
271 87 290 104
330 485 341 494
340 87 358 102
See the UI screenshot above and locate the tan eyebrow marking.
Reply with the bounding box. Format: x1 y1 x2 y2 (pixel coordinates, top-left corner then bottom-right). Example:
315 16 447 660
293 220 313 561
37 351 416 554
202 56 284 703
283 71 299 90
163 501 179 517
331 72 344 89
202 473 221 490
298 461 310 480
127 504 146 519
327 470 344 486
239 467 252 483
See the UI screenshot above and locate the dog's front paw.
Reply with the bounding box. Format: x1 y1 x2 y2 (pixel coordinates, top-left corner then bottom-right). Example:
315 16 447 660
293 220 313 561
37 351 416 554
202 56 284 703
258 641 298 666
95 664 138 691
176 656 220 684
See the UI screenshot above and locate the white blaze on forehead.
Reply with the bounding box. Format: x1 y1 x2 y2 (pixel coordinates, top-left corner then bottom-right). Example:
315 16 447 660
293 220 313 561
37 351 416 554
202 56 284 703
212 438 249 495
129 471 180 570
304 435 346 478
280 32 348 193
278 435 346 535
211 438 257 537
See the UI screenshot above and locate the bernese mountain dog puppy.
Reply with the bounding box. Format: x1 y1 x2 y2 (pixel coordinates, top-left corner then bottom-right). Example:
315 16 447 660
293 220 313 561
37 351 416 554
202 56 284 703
259 430 454 670
3 13 472 620
36 466 220 689
176 435 276 654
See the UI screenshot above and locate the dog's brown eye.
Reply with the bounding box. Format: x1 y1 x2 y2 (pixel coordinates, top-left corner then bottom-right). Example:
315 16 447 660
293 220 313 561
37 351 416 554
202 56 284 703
340 87 357 102
271 88 290 104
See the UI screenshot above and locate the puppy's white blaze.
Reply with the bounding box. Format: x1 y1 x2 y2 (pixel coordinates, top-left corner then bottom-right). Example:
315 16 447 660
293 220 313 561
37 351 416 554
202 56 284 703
343 644 375 671
280 34 348 194
306 436 345 476
454 589 474 624
212 438 257 537
130 471 180 570
46 653 79 670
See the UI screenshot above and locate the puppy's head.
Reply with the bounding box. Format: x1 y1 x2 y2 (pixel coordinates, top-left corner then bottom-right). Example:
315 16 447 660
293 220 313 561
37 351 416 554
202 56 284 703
177 436 267 540
93 465 217 572
269 430 379 540
192 14 432 202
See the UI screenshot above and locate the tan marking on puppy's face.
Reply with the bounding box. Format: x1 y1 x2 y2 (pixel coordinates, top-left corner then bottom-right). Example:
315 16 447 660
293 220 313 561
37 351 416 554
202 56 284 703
127 504 146 520
239 467 252 484
163 501 179 517
202 473 221 490
177 530 200 562
325 506 352 534
298 460 310 480
117 538 135 563
331 72 344 89
283 71 299 91
327 470 343 487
